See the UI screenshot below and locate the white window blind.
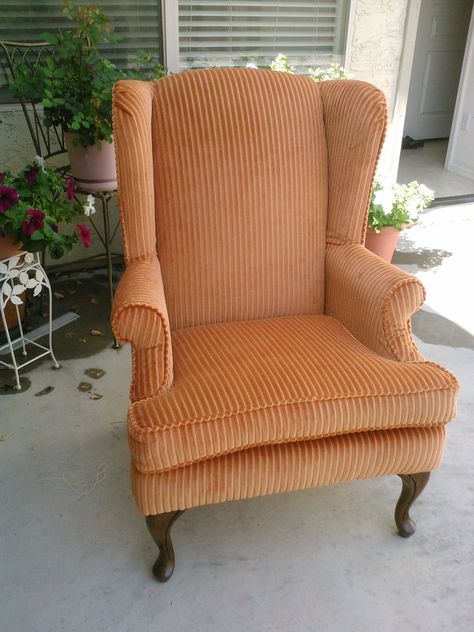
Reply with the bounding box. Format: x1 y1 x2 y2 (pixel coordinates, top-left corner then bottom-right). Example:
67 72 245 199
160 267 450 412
0 1 162 99
179 0 350 71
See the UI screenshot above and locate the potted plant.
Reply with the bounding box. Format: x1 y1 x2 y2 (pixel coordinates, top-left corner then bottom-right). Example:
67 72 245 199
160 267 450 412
12 4 166 192
0 157 92 330
365 180 434 262
12 4 123 191
0 156 92 260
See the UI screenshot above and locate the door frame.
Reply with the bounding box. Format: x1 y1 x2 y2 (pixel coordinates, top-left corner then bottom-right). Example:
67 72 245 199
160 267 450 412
445 7 474 179
394 0 474 184
389 0 423 181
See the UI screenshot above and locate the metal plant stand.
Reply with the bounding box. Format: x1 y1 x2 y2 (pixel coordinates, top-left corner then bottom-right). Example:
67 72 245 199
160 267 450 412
75 188 121 349
0 252 60 390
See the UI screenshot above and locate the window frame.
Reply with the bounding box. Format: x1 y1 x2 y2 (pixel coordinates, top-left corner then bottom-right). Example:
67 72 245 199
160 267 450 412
162 0 355 73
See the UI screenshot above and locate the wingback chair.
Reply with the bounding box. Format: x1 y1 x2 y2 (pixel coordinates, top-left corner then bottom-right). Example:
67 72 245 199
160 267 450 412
111 69 459 582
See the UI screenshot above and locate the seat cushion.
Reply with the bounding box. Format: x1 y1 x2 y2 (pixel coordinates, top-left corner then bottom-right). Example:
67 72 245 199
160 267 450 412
128 315 458 474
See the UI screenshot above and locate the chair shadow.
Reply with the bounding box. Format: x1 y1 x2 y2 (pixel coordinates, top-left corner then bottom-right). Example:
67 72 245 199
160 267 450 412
392 241 452 270
413 309 474 350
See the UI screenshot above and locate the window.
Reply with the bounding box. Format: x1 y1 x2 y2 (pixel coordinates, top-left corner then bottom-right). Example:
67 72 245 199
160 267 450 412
0 1 163 102
179 0 350 72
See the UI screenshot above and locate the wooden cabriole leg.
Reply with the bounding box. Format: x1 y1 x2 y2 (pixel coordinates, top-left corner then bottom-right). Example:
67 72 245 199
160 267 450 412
145 510 185 582
143 475 431 580
395 472 430 537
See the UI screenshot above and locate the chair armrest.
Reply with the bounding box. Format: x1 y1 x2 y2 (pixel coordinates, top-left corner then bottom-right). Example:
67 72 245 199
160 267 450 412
112 256 173 389
325 242 425 362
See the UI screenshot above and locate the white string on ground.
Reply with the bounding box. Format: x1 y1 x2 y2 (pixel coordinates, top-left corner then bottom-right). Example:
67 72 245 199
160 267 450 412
37 463 108 499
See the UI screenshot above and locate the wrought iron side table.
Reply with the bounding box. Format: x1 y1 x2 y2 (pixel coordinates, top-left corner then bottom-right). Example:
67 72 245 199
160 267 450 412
0 251 60 390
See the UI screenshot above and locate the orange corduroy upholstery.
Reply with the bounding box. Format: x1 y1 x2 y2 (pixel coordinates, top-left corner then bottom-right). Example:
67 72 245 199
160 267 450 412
325 242 426 362
132 426 447 514
129 315 457 475
112 69 459 519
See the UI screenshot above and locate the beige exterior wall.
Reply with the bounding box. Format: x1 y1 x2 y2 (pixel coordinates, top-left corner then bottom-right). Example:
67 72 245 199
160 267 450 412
346 0 411 182
0 109 33 171
348 0 409 115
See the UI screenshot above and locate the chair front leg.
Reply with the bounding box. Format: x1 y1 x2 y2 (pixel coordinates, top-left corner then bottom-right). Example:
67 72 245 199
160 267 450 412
146 510 185 582
395 472 430 537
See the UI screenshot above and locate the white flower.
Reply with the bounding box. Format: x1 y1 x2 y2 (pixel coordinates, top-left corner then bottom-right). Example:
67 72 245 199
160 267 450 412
83 194 96 217
309 63 350 82
373 187 394 215
34 155 46 171
270 54 295 74
406 198 420 221
418 184 434 199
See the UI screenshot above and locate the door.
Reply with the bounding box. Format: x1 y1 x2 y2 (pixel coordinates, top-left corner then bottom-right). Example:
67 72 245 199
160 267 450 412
404 0 473 140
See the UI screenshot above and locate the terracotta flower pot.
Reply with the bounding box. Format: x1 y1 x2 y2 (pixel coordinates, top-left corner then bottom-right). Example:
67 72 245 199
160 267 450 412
65 132 117 192
0 235 26 333
0 233 22 260
364 226 401 263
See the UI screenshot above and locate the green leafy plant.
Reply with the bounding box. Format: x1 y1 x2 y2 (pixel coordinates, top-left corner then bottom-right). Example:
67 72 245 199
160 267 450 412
309 63 350 81
128 50 166 81
0 157 92 258
12 3 165 148
368 180 435 232
269 54 296 74
269 53 350 81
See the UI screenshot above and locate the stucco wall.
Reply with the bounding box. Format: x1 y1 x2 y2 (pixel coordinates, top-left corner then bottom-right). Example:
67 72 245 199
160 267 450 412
347 0 410 180
0 109 33 171
348 0 409 114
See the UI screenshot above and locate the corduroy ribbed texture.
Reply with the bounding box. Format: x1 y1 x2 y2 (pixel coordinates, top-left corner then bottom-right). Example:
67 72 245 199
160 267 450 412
131 426 446 514
111 255 173 395
151 68 328 329
320 80 387 245
128 315 458 473
113 81 157 262
130 347 170 402
325 242 425 361
111 71 458 519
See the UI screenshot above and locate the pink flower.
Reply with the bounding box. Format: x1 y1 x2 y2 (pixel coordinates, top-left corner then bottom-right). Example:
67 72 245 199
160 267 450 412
65 177 75 200
24 166 38 185
21 208 45 236
0 185 19 213
76 223 91 247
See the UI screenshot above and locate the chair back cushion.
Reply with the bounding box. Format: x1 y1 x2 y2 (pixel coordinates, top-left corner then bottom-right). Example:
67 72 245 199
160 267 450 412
151 68 328 330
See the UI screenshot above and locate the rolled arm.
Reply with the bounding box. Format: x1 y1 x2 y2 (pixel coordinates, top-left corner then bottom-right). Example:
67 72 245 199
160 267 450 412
325 242 425 362
112 256 173 390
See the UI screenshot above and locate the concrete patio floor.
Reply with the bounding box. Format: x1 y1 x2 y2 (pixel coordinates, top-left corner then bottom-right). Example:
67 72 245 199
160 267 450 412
1 204 473 632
